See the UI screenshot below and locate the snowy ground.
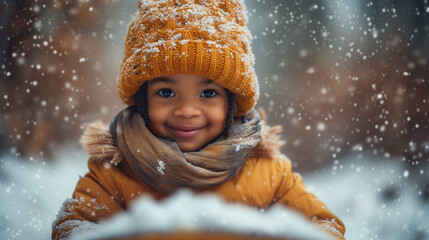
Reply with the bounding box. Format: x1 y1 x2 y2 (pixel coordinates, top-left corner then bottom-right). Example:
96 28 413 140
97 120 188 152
72 190 330 240
0 148 428 240
304 154 429 240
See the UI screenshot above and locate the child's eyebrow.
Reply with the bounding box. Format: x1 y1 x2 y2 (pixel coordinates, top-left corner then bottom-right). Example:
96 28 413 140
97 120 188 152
200 79 214 85
149 77 175 85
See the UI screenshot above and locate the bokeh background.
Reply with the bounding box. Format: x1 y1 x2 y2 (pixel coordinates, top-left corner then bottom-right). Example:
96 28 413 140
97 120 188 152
1 1 428 240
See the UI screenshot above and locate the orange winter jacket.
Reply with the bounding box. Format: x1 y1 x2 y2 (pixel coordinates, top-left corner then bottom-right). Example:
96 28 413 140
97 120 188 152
52 121 346 240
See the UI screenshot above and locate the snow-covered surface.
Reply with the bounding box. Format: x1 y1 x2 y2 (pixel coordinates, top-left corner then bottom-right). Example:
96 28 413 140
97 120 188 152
1 148 428 240
0 146 89 240
305 153 429 240
71 190 329 240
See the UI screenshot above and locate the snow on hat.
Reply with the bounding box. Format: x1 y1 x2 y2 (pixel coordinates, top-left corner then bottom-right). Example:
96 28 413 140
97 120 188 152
116 0 258 116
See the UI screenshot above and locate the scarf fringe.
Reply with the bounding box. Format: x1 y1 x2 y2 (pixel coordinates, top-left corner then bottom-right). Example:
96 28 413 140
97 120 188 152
80 109 284 164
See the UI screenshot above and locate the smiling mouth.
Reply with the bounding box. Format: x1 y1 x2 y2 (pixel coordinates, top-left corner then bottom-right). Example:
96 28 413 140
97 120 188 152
168 126 204 139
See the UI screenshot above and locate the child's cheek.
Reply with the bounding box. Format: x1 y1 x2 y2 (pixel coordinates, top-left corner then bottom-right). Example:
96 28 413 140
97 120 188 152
207 103 227 128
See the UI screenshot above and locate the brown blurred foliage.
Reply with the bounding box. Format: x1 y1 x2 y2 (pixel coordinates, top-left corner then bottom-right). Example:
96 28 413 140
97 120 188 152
1 0 122 159
250 0 429 174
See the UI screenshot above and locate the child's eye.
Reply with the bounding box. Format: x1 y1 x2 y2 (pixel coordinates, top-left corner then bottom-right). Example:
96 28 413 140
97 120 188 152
200 89 218 98
157 88 175 98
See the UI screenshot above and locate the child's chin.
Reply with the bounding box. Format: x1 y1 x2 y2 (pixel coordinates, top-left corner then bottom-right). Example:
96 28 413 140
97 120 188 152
178 142 203 153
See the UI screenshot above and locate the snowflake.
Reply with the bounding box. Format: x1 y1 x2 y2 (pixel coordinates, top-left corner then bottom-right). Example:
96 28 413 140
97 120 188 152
157 160 165 175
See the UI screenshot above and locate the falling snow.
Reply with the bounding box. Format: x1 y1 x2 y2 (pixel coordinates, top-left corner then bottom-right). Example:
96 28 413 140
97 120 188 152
1 0 429 240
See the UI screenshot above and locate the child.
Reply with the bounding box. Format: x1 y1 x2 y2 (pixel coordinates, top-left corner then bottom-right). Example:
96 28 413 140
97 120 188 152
52 0 346 239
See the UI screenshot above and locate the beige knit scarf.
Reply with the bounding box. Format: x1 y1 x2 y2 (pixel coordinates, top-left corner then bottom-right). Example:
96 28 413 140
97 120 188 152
109 107 261 194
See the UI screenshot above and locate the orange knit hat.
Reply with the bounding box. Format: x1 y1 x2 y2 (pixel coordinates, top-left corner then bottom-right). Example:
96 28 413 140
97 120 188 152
116 0 258 116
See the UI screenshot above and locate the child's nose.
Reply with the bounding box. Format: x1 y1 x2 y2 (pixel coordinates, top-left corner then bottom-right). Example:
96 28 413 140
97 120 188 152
173 100 201 119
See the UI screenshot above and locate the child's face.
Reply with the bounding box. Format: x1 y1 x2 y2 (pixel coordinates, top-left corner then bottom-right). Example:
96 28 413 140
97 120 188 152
147 74 228 152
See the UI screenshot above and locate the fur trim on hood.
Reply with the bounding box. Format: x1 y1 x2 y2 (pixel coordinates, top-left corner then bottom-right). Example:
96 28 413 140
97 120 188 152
80 109 285 165
247 109 285 159
79 121 123 165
